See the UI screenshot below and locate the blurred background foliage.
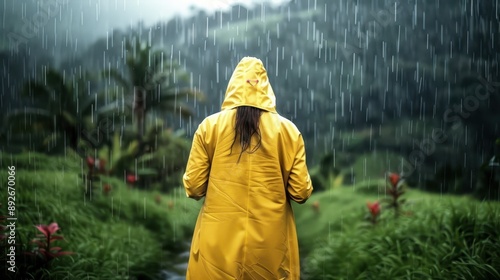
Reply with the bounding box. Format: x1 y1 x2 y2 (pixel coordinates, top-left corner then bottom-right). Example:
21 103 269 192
1 0 498 199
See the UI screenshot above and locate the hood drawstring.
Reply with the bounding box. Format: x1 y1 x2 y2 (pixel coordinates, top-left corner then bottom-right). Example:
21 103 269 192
221 57 276 112
246 79 259 87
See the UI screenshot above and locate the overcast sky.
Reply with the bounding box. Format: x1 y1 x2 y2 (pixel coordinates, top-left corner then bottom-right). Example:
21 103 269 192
95 0 288 29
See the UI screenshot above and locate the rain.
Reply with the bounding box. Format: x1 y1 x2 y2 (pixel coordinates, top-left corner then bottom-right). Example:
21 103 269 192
0 0 499 279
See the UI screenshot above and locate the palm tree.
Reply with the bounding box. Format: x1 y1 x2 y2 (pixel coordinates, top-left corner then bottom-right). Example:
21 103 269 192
2 69 103 154
101 39 202 139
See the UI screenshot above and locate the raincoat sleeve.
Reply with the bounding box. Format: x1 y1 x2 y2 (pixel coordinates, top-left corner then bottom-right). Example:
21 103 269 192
183 122 211 200
287 134 313 204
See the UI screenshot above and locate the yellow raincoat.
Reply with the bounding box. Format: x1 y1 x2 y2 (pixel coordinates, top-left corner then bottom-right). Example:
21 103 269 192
183 57 313 280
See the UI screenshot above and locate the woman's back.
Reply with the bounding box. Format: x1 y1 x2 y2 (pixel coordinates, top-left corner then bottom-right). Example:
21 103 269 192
183 57 313 279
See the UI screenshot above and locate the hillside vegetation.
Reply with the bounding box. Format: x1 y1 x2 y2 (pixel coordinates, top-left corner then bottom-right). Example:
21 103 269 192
0 152 199 279
1 152 498 279
295 185 500 279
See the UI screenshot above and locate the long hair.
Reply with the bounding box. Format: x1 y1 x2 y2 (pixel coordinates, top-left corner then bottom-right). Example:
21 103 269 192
231 106 263 162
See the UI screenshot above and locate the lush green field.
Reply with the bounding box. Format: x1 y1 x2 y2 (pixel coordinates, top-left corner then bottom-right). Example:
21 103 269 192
1 152 499 279
0 152 200 279
294 184 500 279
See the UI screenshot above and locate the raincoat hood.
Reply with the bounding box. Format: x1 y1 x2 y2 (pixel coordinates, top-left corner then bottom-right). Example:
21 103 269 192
183 56 313 279
221 57 277 113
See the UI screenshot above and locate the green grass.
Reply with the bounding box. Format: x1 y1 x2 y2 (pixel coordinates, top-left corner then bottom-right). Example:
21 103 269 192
348 152 406 183
294 187 500 279
2 152 499 279
0 152 201 279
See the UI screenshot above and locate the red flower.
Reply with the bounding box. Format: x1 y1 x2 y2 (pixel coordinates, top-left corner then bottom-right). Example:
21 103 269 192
86 156 95 169
126 174 138 184
32 222 73 261
388 173 400 188
367 201 381 217
35 222 60 238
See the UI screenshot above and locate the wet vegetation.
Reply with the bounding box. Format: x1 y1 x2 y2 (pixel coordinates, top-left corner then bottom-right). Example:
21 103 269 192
1 0 499 279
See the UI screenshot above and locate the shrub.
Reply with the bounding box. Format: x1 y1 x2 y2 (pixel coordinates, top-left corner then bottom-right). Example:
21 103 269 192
303 201 500 279
0 166 185 279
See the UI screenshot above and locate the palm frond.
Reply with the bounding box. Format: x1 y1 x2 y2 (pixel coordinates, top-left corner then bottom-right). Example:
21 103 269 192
3 107 54 134
45 69 70 104
102 69 131 90
155 88 204 103
21 81 52 104
158 103 194 118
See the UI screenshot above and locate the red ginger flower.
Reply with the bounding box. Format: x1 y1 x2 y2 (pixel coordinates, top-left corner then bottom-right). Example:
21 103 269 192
87 157 107 173
32 222 73 260
36 222 60 237
367 201 381 217
126 174 138 184
388 172 401 188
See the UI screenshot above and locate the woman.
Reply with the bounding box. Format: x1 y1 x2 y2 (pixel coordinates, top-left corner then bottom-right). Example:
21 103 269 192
183 56 313 279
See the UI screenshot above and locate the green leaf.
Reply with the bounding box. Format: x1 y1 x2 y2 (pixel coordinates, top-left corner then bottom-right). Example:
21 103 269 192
61 110 77 127
136 168 158 176
127 140 139 155
102 69 130 90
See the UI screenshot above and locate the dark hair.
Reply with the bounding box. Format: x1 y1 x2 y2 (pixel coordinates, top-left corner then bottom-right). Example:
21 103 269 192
231 106 263 162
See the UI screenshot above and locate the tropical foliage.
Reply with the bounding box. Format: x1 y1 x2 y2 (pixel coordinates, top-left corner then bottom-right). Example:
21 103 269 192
301 194 500 279
0 0 499 278
2 70 100 154
0 152 199 279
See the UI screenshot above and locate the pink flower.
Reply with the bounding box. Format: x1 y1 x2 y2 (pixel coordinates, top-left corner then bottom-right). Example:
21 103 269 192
35 222 60 238
31 222 74 261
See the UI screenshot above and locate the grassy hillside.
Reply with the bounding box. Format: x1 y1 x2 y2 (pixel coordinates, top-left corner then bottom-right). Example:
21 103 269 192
1 152 498 279
294 186 500 279
0 152 201 279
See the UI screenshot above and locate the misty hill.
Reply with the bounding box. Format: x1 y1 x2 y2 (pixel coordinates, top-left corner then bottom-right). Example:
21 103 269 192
1 0 499 196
